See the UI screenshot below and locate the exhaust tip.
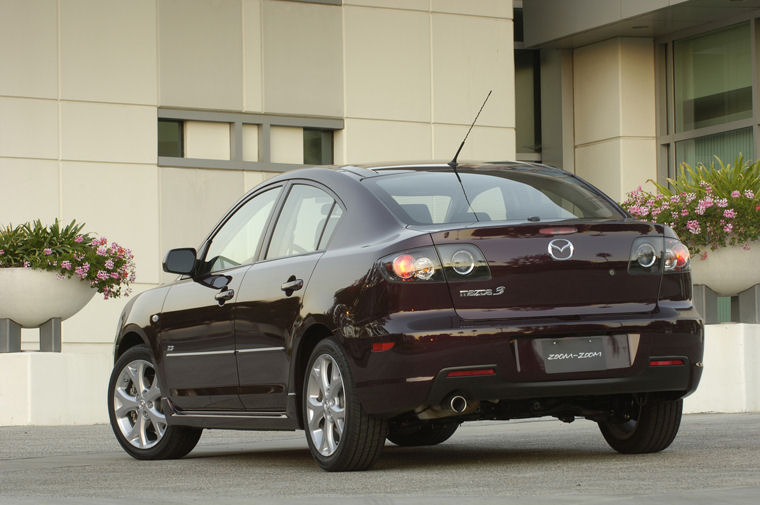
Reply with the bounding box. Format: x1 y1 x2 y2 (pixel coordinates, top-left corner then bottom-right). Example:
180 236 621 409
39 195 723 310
449 395 467 414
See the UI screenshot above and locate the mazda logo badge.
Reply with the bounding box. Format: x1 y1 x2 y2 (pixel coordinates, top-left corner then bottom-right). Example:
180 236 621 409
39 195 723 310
548 239 574 261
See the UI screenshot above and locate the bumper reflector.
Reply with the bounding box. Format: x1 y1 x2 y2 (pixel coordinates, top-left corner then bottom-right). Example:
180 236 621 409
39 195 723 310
649 359 685 367
447 368 496 378
371 342 395 352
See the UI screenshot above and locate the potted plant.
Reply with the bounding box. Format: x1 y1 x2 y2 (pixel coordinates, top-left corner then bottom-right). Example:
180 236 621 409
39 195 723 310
621 155 760 296
0 219 136 328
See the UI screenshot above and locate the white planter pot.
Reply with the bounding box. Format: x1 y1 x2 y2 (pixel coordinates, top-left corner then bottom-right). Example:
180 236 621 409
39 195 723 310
0 268 96 328
690 241 760 297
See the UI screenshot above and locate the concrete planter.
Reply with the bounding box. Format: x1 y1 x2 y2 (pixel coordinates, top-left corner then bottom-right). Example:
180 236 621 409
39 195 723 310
690 241 760 297
0 268 95 328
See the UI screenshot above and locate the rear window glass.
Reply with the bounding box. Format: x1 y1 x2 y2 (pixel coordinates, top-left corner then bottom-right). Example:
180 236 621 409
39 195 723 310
365 168 623 225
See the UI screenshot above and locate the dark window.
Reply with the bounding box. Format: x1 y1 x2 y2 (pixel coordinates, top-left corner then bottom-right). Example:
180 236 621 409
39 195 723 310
303 128 334 165
267 185 337 259
513 7 524 42
203 187 282 273
366 169 623 226
515 50 541 155
158 119 183 157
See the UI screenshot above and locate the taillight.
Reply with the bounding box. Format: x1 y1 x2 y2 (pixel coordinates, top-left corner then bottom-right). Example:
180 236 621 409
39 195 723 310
664 239 690 272
379 247 444 282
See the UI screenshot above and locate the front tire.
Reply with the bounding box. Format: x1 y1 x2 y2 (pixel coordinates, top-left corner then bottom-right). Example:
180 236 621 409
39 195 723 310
303 339 387 471
108 345 202 460
598 397 683 454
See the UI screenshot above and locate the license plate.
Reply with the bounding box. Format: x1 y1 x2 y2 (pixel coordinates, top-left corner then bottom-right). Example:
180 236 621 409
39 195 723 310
539 336 606 374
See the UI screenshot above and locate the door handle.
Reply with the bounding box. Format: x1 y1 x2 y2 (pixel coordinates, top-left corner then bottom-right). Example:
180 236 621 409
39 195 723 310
215 288 235 305
281 277 304 296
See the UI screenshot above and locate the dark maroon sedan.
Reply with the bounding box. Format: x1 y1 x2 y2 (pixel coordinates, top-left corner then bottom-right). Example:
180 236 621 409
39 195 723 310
108 162 703 471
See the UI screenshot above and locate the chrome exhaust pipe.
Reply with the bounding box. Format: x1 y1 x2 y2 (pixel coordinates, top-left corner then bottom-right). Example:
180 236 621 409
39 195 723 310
449 395 467 414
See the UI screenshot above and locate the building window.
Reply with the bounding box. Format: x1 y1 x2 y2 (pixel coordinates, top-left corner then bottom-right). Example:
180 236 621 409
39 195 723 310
515 50 541 159
658 21 754 174
158 119 183 158
157 109 342 172
303 128 333 165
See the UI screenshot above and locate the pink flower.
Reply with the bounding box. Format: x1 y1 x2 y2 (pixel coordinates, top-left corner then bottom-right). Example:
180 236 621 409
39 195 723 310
105 259 114 270
74 235 84 243
724 223 734 233
96 247 107 256
716 198 728 208
695 206 705 215
97 270 108 281
746 189 755 199
687 220 701 234
724 209 737 218
43 248 52 255
99 237 108 246
23 260 31 268
731 190 741 198
0 249 4 255
680 208 689 216
82 262 90 273
110 272 119 279
61 260 72 270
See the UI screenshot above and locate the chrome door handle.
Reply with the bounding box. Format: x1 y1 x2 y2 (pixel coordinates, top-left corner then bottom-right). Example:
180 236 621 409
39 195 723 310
281 278 303 296
215 288 235 304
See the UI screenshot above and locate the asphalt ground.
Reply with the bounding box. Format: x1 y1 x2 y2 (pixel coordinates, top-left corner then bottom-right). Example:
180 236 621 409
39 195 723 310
1 413 759 505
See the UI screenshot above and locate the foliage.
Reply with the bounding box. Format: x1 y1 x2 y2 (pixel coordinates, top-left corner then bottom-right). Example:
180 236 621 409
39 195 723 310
0 219 136 299
621 156 760 255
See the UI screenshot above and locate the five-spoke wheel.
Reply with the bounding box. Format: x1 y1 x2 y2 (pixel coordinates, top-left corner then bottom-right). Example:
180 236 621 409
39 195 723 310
108 345 201 459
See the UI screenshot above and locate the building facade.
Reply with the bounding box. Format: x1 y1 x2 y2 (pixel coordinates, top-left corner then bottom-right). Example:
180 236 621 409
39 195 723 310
1 0 759 424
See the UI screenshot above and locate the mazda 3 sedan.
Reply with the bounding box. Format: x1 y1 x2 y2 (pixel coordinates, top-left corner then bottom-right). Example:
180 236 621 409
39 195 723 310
108 162 703 471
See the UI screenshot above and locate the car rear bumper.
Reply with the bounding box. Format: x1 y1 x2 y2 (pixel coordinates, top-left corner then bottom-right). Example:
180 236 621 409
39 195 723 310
345 309 704 417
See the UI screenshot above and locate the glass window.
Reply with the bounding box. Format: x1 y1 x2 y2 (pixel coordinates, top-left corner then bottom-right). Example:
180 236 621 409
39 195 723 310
674 23 752 132
366 168 623 226
318 204 343 250
267 185 336 259
203 187 281 273
675 127 754 168
158 119 183 157
303 128 334 165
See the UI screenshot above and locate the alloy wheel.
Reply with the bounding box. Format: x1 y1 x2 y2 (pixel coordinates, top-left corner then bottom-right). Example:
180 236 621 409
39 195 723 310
112 359 167 449
306 354 346 457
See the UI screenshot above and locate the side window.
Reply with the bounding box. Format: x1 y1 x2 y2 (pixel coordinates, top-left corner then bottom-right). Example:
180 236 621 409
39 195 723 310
267 185 339 260
204 187 281 273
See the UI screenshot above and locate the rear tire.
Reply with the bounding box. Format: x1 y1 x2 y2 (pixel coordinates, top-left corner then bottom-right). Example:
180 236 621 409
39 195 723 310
303 339 387 471
598 397 683 454
108 345 202 460
387 420 459 447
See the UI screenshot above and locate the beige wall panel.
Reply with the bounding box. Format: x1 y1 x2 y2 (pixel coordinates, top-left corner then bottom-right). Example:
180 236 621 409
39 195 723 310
344 7 431 122
0 158 59 225
270 126 304 164
344 0 429 11
333 129 347 165
619 38 656 138
432 0 511 18
184 121 231 160
433 125 515 161
159 0 243 110
61 283 153 343
244 170 275 192
242 124 259 161
0 97 58 159
61 0 157 105
61 162 160 284
573 39 622 145
159 167 244 280
0 0 57 98
60 102 156 164
263 1 343 117
575 139 622 201
243 0 263 112
343 119 432 163
432 14 512 127
620 137 657 197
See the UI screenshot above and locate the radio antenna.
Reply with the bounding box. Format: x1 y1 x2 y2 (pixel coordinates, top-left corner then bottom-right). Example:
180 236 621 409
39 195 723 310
448 90 492 168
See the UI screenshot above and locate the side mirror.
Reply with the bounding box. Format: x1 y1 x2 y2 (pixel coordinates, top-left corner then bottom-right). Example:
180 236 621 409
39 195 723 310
163 248 197 275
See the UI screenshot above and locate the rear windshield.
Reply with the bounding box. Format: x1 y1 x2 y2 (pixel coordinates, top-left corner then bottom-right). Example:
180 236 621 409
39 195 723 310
365 168 624 225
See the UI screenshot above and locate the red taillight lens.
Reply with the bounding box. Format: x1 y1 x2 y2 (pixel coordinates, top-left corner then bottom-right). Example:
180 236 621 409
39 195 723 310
664 239 690 272
392 254 416 279
372 342 395 352
539 226 577 235
650 359 685 366
446 368 496 378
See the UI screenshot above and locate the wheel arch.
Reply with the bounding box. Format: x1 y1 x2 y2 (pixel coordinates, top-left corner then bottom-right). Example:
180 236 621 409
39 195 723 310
290 322 335 429
114 325 150 363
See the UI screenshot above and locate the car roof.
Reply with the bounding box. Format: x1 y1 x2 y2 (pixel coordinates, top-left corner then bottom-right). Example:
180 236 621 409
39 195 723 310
335 161 570 179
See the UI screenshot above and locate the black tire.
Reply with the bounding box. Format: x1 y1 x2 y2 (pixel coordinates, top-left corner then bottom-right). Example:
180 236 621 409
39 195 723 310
108 345 202 460
598 397 683 454
387 420 460 447
302 339 387 471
